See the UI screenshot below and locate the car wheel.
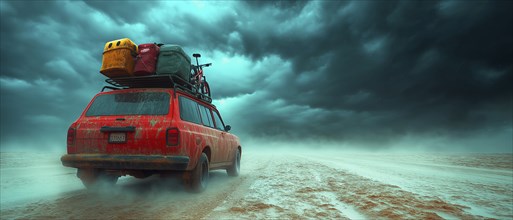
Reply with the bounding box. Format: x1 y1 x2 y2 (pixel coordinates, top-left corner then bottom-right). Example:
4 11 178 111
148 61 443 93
77 169 118 189
188 153 209 193
226 149 240 177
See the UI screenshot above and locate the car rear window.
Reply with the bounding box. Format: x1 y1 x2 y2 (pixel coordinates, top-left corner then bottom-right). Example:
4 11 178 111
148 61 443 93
85 92 170 116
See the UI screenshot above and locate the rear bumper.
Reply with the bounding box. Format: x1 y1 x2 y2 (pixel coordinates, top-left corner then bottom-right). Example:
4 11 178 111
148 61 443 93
61 154 189 171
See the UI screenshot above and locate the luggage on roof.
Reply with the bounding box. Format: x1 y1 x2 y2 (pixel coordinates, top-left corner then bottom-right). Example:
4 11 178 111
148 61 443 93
133 43 160 76
100 38 138 78
156 45 191 83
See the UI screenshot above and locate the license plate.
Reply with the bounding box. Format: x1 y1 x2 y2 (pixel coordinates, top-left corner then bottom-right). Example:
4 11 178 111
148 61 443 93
109 132 126 143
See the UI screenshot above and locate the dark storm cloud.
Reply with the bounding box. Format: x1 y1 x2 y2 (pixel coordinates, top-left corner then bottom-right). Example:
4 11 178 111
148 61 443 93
223 1 512 146
84 1 145 24
0 1 511 151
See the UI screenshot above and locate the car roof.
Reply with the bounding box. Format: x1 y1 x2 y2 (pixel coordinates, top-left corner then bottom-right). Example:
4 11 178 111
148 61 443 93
97 88 218 110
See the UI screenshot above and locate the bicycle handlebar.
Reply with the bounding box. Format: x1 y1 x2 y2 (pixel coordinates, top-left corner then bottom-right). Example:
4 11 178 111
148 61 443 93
193 63 212 69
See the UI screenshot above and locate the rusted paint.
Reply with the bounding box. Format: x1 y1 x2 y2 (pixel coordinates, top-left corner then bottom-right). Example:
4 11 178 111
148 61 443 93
135 128 142 139
156 127 163 139
150 119 158 127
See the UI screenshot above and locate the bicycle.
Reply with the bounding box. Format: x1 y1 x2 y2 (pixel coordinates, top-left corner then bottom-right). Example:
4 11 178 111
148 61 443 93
191 53 212 98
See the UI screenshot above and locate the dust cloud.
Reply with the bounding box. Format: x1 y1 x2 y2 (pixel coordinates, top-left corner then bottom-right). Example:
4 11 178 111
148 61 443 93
1 141 512 219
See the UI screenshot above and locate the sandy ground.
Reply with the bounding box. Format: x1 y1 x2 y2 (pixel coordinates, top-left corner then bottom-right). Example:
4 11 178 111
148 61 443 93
1 150 512 219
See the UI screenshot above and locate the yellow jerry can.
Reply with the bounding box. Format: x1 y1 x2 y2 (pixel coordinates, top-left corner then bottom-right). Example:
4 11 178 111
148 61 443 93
100 38 138 78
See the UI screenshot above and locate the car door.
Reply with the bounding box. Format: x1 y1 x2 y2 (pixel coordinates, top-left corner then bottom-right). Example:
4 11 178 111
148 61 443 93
197 104 219 163
177 95 207 164
212 110 229 162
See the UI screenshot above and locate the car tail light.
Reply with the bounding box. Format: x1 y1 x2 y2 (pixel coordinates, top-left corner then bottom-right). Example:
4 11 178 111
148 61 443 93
166 128 179 146
67 127 75 146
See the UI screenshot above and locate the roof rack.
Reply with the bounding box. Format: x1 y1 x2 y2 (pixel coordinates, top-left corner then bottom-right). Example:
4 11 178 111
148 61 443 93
104 75 212 103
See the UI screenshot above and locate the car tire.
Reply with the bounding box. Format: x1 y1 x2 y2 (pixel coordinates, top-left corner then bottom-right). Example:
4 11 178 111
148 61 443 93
187 153 209 193
78 169 118 189
226 149 240 177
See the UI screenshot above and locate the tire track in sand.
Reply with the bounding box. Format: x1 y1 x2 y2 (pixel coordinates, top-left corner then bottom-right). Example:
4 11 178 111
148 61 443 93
206 154 484 219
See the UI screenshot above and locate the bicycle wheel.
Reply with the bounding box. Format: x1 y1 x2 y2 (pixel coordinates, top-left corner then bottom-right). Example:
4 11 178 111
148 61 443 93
201 81 211 97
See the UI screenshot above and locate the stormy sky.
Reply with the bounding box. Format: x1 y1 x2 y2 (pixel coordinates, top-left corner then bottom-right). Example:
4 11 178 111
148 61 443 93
0 1 511 152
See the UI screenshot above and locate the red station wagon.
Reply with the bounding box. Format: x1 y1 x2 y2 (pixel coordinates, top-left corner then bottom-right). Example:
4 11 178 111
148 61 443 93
61 76 242 192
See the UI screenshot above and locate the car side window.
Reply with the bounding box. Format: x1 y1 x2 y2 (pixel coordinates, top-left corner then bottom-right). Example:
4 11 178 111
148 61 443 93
213 111 225 130
178 96 201 124
199 105 214 127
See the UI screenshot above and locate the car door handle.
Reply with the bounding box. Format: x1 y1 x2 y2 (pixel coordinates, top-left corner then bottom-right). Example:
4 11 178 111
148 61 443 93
100 126 136 132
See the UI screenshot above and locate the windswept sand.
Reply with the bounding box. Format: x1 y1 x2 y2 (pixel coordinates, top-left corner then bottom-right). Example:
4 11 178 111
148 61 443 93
1 150 512 219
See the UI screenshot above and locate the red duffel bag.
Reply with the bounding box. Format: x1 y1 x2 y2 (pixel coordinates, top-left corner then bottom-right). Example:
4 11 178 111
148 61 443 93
133 43 160 76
